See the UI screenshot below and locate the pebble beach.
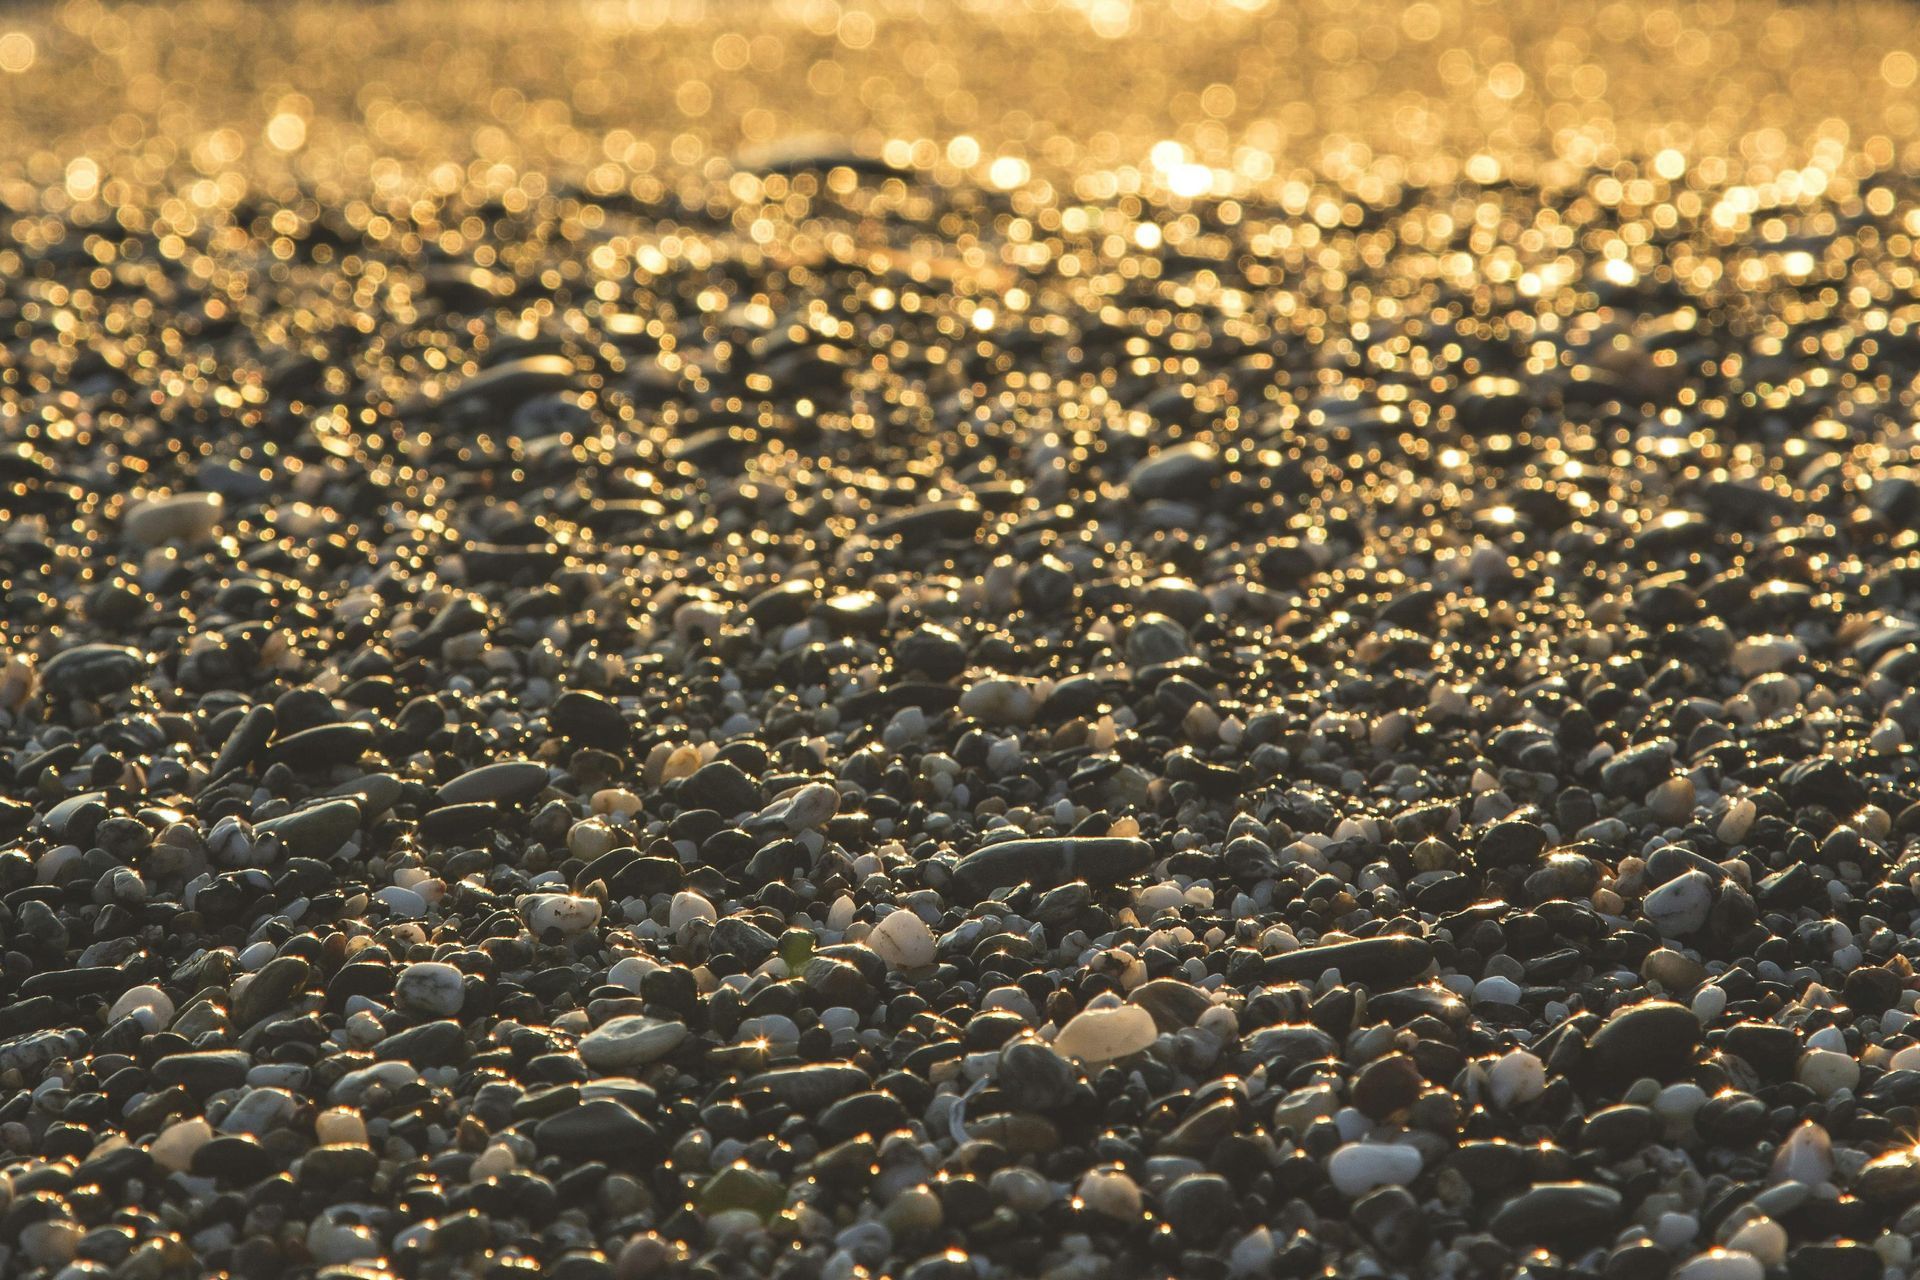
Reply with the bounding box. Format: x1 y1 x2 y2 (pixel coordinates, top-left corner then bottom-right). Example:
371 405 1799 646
6 1 1920 1277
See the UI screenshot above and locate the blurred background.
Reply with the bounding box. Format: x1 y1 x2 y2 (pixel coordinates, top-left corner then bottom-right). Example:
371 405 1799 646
0 0 1915 215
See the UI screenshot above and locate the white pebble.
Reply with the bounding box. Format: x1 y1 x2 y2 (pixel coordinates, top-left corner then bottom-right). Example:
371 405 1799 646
151 1117 212 1172
1725 1218 1786 1267
1327 1141 1423 1197
579 1014 689 1071
670 891 718 930
1487 1049 1545 1111
1075 1167 1140 1219
1673 1249 1763 1280
1052 1005 1156 1064
1796 1048 1859 1097
867 908 937 969
609 955 659 993
394 961 465 1017
521 892 602 935
1770 1120 1833 1185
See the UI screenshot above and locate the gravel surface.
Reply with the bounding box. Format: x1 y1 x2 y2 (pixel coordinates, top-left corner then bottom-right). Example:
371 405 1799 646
7 2 1920 1278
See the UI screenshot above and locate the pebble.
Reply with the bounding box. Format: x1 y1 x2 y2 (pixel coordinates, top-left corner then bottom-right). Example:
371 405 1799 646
123 491 223 547
8 16 1920 1280
1052 1005 1156 1063
579 1015 690 1070
1327 1142 1423 1197
1644 869 1715 937
394 961 466 1017
868 908 938 969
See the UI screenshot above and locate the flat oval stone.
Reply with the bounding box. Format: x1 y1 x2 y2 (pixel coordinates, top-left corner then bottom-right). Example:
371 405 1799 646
1490 1182 1624 1244
1126 442 1220 502
123 491 223 547
1263 935 1434 986
40 645 147 697
951 836 1155 899
254 799 362 858
579 1015 688 1072
436 760 548 805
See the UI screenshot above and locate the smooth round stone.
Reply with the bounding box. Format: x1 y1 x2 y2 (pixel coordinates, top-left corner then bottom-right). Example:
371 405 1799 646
1643 947 1707 991
1725 1218 1787 1267
1052 1004 1156 1063
767 781 840 831
609 956 658 993
580 1015 689 1071
868 908 937 969
1673 1251 1762 1280
521 893 602 935
1076 1167 1142 1219
1587 1000 1700 1081
958 677 1039 726
395 961 465 1017
1796 1048 1860 1097
1770 1121 1833 1185
1328 1142 1423 1197
375 885 428 918
124 491 223 547
668 891 717 930
1644 869 1714 938
1487 1049 1546 1110
151 1117 213 1172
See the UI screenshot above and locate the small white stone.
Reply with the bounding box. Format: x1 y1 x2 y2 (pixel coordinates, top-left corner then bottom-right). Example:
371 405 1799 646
1473 975 1522 1005
670 891 718 930
609 955 658 993
1654 1082 1707 1137
772 782 841 831
394 961 465 1017
1770 1120 1832 1185
867 909 937 969
1327 1141 1423 1197
374 885 427 918
1644 870 1714 937
1135 882 1186 916
1716 798 1757 845
1229 1227 1277 1277
124 491 223 548
1672 1249 1763 1280
1796 1048 1859 1097
1889 1043 1920 1072
521 892 602 935
1075 1167 1141 1219
958 677 1038 725
1692 985 1727 1024
315 1108 367 1145
108 984 175 1031
1487 1049 1545 1111
1052 1005 1156 1064
1652 1212 1700 1249
579 1014 689 1071
1731 635 1804 678
151 1117 213 1172
1725 1217 1786 1267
